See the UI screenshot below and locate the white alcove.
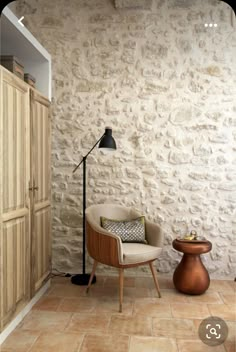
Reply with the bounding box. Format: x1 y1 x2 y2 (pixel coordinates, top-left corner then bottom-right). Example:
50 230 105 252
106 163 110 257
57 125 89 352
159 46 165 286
0 6 51 100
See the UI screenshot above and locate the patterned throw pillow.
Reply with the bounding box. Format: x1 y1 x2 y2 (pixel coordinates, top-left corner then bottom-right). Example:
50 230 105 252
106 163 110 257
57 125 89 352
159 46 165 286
100 216 147 244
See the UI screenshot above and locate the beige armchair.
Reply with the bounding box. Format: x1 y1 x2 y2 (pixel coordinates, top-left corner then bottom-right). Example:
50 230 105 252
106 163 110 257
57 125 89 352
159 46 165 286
85 204 164 312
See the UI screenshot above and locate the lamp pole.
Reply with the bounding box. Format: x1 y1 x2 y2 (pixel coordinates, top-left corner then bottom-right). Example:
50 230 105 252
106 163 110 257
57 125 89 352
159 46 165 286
71 128 116 285
82 156 86 276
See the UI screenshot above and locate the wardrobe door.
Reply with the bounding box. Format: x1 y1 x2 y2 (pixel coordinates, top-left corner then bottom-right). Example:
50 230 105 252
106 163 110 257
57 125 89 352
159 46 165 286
30 89 51 294
0 67 30 330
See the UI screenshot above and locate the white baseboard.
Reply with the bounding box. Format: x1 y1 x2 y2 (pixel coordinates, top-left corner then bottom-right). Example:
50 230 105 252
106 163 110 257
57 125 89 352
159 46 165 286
0 280 51 345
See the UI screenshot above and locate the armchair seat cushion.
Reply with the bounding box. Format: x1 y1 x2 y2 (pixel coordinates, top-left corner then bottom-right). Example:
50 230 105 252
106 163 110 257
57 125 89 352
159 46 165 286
122 243 162 265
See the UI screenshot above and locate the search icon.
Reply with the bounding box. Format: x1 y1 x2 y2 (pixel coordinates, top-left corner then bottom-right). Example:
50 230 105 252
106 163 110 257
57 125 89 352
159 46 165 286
199 316 228 347
210 328 217 335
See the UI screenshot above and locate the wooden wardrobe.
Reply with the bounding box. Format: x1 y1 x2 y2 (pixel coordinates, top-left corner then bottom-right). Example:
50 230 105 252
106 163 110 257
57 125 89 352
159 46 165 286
0 66 51 332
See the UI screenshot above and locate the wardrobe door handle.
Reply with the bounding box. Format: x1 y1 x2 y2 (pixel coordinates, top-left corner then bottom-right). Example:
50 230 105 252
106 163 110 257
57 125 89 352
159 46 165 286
29 184 39 191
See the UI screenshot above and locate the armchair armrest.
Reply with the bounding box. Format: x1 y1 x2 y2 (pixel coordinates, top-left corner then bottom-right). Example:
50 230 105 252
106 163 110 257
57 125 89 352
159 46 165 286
145 219 164 248
86 218 123 266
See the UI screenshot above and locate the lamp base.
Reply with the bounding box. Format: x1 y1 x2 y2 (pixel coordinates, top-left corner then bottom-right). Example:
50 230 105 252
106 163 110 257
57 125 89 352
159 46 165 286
71 273 96 286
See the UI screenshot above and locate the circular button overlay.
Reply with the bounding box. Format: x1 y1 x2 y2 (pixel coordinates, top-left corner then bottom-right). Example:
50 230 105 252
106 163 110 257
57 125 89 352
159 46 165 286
198 316 228 346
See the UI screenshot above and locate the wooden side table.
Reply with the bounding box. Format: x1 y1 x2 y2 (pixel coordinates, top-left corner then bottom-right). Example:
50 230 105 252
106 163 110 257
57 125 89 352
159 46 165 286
172 239 212 295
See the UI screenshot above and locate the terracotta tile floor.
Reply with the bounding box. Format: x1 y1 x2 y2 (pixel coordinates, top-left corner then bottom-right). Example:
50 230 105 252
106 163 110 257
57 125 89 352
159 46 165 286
1 275 235 352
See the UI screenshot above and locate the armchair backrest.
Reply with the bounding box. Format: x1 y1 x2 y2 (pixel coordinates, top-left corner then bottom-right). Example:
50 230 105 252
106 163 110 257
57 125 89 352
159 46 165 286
85 203 163 267
86 204 137 226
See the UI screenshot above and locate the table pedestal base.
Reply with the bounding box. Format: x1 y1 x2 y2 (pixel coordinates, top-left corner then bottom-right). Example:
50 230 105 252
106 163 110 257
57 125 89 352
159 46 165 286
173 253 210 295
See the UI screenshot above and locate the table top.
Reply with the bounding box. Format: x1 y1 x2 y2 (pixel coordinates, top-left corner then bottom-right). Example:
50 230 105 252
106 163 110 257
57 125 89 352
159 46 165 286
172 238 212 254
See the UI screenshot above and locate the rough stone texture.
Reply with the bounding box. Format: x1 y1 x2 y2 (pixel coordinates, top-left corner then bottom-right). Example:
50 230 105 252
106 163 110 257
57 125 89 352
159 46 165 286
15 0 236 279
115 0 153 9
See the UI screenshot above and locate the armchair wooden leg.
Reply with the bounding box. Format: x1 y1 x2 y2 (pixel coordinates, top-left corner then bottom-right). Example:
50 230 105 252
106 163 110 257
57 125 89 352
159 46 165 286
149 261 161 298
86 260 98 294
119 268 124 313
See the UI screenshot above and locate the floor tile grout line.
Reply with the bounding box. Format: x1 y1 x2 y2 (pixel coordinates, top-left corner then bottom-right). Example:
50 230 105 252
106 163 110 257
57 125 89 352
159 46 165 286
170 301 174 319
127 335 131 352
75 332 86 352
131 301 135 316
175 337 181 352
151 316 154 337
56 296 65 312
63 312 75 332
105 312 113 335
25 331 43 352
218 291 227 305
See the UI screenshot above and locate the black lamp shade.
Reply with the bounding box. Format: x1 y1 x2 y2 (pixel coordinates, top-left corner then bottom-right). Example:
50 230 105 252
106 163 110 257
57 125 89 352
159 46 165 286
98 127 116 150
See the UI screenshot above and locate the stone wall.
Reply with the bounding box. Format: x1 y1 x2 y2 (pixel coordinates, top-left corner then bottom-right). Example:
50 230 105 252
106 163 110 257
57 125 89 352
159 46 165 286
15 0 236 278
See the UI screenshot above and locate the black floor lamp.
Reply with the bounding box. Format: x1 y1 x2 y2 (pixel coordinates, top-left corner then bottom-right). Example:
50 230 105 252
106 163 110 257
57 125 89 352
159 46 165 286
71 127 117 285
